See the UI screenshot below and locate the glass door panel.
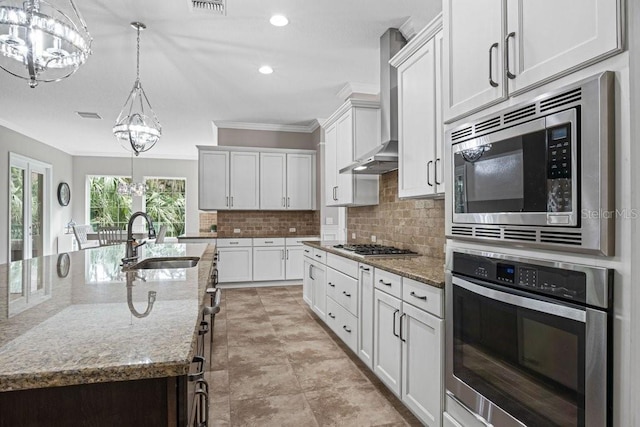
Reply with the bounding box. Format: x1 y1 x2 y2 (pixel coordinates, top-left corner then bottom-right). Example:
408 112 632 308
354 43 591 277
9 166 25 262
30 170 44 259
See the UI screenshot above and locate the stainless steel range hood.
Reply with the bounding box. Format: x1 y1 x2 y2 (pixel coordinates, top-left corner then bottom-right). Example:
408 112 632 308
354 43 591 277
340 28 406 175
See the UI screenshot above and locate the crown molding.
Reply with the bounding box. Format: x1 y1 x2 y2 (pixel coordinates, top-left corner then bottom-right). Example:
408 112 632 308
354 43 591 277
390 13 443 67
399 17 416 41
214 120 319 133
323 98 380 129
336 82 380 101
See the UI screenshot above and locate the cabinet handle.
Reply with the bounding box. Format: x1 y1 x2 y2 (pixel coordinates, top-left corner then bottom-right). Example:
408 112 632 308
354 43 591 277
265 240 274 244
400 313 407 342
287 197 290 207
427 160 434 187
505 32 516 79
392 309 400 338
328 312 335 319
304 249 311 254
435 158 442 185
489 42 499 87
328 282 335 287
379 279 392 287
286 249 289 260
342 291 351 297
230 242 238 245
226 196 229 207
343 325 352 333
315 254 322 259
230 196 234 207
360 266 370 271
410 291 427 301
281 249 285 260
309 265 314 280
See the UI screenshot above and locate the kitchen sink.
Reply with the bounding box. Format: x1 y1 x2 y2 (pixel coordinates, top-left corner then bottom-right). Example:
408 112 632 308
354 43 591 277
125 256 200 270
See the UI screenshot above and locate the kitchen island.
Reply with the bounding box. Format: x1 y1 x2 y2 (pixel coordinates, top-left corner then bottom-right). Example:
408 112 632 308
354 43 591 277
0 242 215 426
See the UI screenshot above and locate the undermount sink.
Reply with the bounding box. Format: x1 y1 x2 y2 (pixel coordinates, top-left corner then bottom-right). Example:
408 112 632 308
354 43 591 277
126 256 200 270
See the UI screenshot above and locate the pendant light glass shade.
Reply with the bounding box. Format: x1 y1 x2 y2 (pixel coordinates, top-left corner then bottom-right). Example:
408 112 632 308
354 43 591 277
112 22 161 156
0 0 92 88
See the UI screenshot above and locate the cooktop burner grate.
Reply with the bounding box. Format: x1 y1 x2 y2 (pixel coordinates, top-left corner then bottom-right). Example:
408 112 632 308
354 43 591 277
333 244 419 257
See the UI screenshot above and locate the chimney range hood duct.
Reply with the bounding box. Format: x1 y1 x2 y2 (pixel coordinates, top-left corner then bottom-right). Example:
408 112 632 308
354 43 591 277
340 28 406 175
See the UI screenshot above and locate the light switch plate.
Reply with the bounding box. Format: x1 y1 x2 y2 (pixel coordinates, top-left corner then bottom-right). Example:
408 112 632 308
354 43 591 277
371 235 377 243
289 228 296 232
351 232 356 239
233 228 241 233
326 217 334 225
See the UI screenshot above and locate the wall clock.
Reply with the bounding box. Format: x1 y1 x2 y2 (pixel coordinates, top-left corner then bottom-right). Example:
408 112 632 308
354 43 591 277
56 253 71 278
57 182 70 206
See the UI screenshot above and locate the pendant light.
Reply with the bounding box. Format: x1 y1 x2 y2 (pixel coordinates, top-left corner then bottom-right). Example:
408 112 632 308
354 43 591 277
112 22 161 156
117 152 146 196
0 0 92 88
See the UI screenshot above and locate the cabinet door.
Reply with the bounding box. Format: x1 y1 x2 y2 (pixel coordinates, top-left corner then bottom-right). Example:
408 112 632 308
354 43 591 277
324 124 339 207
287 154 314 210
229 151 259 210
401 303 443 426
285 246 304 280
312 263 327 320
506 0 621 95
336 111 354 205
217 247 252 283
358 264 374 369
398 38 437 199
443 0 506 122
373 289 402 396
253 246 285 281
303 258 313 306
434 30 445 195
199 151 229 210
260 153 286 210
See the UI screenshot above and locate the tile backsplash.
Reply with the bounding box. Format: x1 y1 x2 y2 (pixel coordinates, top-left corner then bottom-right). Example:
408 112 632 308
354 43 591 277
347 170 445 259
214 210 320 237
199 212 218 232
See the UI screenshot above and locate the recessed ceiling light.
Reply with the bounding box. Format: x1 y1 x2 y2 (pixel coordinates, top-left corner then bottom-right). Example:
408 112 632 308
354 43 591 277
270 14 289 27
259 65 274 75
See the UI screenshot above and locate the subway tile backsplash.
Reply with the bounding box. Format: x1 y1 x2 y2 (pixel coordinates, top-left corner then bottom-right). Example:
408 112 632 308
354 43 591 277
347 170 445 259
212 210 320 237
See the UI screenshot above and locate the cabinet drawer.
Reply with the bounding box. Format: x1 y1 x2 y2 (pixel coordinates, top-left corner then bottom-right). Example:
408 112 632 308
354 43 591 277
217 238 253 247
253 238 285 246
327 267 358 316
326 297 358 354
327 253 359 278
402 277 443 318
375 269 402 298
303 246 313 258
286 237 320 246
312 249 327 264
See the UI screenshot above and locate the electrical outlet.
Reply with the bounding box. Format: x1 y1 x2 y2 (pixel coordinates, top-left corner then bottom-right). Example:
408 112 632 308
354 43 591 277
351 232 356 239
326 217 334 225
289 227 296 232
371 235 377 243
233 228 241 233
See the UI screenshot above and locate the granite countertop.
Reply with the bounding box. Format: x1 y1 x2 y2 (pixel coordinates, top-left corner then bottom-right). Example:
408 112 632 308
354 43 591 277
178 233 320 240
178 232 218 239
0 243 215 392
303 241 445 288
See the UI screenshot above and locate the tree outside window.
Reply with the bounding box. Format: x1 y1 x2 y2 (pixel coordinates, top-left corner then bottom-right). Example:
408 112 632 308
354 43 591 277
145 178 186 238
88 177 133 230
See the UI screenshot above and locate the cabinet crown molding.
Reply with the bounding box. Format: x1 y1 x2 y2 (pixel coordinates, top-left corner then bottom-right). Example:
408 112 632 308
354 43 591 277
389 13 443 68
197 145 316 155
323 99 381 129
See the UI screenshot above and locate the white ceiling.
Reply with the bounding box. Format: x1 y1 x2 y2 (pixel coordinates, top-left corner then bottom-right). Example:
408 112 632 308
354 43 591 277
0 0 441 159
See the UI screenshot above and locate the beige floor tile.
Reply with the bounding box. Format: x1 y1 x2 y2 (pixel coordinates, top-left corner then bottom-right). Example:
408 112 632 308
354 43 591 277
210 343 229 371
227 342 288 370
228 364 302 401
205 369 229 402
305 383 407 427
226 302 267 319
227 327 282 348
230 393 318 427
292 358 369 392
226 315 275 334
257 286 293 295
263 301 308 316
273 320 330 342
209 394 231 427
268 312 316 328
283 339 348 365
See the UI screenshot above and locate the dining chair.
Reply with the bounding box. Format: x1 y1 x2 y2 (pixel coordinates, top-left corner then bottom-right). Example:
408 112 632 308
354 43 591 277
72 225 100 250
98 226 123 246
155 225 168 243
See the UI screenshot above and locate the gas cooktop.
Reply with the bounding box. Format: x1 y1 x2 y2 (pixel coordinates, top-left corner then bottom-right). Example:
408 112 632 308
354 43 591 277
333 244 419 258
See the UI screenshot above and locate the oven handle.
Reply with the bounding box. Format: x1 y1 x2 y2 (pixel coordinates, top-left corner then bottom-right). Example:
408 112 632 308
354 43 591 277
452 276 586 323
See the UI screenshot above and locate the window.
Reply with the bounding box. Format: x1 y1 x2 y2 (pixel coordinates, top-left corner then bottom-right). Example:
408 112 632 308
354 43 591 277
88 177 133 229
145 178 186 238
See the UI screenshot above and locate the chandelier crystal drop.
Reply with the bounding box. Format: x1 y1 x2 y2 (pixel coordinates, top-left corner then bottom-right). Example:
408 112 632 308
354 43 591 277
117 153 146 196
112 22 161 156
0 0 92 87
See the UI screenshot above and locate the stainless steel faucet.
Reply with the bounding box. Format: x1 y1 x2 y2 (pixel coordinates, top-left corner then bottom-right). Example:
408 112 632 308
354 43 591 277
122 211 157 265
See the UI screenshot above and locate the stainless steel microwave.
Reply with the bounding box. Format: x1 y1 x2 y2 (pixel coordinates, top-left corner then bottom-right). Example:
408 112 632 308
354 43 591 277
446 72 615 256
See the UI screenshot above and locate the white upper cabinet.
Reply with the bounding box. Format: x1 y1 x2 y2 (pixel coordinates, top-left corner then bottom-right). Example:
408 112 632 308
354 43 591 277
324 124 339 207
391 16 444 199
199 150 229 210
443 0 622 122
286 153 315 210
229 151 260 210
260 152 287 210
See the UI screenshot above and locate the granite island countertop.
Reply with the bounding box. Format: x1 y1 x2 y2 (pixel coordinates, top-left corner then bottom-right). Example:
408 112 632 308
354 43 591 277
0 242 215 392
303 241 445 288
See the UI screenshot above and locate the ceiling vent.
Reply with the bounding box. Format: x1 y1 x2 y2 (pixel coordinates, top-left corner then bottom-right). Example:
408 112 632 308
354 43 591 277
76 111 102 120
189 0 226 15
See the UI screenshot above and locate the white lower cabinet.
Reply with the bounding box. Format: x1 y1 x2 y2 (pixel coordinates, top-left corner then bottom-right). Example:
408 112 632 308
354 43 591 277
373 289 403 396
358 264 374 369
217 247 253 283
310 261 327 319
303 257 313 305
285 246 303 280
326 297 358 353
253 246 286 281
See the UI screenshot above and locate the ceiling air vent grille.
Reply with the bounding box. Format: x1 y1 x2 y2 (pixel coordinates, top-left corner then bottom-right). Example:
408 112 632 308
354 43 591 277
540 88 582 112
504 228 537 242
540 230 582 245
451 126 473 142
475 116 500 134
474 227 501 238
451 226 473 236
189 0 226 14
504 104 536 124
76 111 102 120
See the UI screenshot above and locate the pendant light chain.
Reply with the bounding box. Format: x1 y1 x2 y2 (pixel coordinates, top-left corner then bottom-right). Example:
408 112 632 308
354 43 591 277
136 25 141 82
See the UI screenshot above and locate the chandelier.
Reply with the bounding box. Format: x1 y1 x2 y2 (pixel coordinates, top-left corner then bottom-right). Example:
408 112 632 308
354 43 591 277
0 0 92 88
112 22 161 156
117 152 146 196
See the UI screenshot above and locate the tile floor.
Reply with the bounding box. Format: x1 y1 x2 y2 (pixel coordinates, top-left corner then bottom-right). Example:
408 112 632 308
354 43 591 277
206 285 422 427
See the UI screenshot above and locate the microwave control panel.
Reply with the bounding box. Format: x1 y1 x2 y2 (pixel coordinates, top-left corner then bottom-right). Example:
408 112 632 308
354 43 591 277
547 124 572 213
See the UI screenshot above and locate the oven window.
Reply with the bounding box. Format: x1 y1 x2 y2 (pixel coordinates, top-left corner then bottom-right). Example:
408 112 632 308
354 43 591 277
453 283 586 426
454 129 548 214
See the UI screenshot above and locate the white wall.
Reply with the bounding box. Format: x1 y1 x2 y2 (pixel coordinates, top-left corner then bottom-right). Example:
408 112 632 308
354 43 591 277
71 156 199 235
0 124 73 264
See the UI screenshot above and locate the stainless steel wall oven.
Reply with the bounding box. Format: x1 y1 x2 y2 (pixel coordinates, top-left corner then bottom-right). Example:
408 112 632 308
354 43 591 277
446 72 615 255
445 248 613 427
